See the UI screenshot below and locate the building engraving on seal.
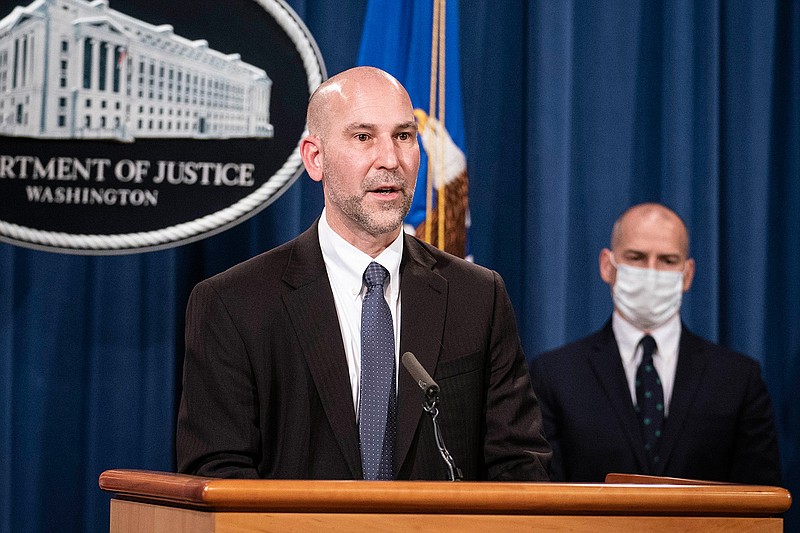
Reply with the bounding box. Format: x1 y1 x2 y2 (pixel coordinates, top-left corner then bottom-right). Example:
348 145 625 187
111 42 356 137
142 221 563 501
0 0 274 141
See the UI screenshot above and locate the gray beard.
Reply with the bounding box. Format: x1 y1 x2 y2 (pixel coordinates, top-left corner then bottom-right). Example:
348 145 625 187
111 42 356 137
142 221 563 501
325 169 414 236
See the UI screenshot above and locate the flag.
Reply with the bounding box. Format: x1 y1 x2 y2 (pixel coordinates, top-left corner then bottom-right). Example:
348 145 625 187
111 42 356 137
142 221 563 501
357 0 470 258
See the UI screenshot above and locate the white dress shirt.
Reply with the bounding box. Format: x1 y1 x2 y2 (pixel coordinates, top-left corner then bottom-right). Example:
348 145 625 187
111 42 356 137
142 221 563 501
318 209 403 421
612 311 681 417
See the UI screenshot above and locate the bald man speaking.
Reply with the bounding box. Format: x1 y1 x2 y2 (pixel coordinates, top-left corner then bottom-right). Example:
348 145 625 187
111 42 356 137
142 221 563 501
176 67 551 481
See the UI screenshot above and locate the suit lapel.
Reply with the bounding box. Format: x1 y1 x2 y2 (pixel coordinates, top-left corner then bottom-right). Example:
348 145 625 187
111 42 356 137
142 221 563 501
394 235 447 475
588 322 650 472
281 223 362 479
654 326 709 476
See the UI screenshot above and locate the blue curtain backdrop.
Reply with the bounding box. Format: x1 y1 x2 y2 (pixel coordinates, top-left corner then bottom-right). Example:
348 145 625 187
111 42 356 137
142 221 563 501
1 1 798 531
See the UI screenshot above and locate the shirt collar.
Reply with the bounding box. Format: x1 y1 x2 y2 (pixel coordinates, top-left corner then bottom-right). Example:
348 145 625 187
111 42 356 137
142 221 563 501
318 208 404 298
612 310 682 363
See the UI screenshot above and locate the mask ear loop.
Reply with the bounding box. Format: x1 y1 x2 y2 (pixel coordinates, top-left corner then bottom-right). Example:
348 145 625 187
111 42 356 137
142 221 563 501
609 252 619 270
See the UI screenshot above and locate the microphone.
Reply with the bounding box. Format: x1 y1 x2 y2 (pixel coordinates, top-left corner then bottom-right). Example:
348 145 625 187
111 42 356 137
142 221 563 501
401 351 463 481
401 351 440 399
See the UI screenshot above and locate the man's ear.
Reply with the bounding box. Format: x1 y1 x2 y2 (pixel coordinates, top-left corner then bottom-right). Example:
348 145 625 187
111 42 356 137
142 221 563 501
300 135 323 182
599 248 615 286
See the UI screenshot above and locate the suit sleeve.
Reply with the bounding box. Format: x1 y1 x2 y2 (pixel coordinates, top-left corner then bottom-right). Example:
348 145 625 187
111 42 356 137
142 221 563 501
483 271 552 481
729 360 782 485
176 280 261 478
528 356 565 481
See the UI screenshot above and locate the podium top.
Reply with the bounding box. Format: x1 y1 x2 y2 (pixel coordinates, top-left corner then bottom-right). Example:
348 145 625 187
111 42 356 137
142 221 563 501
98 469 792 516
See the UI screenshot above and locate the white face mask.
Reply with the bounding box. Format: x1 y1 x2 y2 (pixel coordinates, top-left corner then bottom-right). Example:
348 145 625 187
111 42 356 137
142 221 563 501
610 255 684 331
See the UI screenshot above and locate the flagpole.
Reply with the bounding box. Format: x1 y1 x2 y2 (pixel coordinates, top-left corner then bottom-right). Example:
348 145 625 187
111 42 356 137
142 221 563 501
424 0 441 245
436 0 446 251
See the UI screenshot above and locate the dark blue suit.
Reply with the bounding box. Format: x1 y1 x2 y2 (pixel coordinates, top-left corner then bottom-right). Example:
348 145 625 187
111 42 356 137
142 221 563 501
530 321 781 484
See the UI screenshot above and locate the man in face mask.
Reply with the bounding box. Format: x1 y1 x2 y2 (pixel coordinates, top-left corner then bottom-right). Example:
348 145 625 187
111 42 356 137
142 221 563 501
530 203 781 485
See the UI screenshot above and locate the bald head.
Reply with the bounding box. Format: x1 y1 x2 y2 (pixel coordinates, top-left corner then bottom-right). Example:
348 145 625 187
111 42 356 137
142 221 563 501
299 66 420 256
611 203 690 258
599 202 696 301
307 66 411 140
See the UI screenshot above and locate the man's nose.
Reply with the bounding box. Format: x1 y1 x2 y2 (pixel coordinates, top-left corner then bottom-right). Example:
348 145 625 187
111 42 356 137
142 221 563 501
375 137 400 169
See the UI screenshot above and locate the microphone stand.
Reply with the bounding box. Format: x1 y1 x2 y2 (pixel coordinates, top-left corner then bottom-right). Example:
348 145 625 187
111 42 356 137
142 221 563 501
401 351 463 481
422 390 463 481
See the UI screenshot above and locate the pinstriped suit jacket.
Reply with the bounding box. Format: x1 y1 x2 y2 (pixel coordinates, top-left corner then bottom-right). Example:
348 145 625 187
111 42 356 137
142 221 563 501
177 221 551 480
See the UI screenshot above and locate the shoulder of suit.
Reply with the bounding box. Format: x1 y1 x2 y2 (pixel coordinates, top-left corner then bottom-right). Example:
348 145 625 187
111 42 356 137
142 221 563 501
680 326 762 371
200 228 309 291
404 232 496 280
532 326 609 368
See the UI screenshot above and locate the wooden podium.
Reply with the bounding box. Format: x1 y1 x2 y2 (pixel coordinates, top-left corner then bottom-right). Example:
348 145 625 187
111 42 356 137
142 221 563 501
99 469 791 532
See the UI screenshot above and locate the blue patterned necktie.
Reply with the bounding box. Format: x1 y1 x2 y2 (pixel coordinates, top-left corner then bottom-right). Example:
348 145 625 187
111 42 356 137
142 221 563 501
635 334 664 470
359 261 396 480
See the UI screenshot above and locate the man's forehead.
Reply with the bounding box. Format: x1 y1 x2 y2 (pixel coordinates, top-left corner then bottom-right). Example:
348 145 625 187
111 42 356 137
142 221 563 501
332 94 416 131
611 203 690 257
615 226 688 256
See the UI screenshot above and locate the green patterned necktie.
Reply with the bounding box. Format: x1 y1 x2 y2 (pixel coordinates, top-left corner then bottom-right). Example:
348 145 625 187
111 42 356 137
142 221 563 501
635 334 664 471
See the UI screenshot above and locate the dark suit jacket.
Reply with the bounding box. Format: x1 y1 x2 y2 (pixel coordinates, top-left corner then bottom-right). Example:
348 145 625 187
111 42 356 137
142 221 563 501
530 320 781 485
176 222 551 481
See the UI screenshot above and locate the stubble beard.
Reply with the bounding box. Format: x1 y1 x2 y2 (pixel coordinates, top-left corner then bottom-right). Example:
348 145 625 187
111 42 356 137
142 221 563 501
324 166 414 237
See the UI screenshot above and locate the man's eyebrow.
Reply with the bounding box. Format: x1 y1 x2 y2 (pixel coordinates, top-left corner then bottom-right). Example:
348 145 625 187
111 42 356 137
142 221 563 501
396 120 418 131
343 122 377 133
342 121 418 133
